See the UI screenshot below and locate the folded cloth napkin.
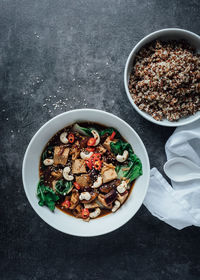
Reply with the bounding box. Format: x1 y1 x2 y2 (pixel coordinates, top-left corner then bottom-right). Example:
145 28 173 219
143 119 200 230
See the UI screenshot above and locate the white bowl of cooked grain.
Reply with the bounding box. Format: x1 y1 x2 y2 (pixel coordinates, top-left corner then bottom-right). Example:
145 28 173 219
124 28 200 127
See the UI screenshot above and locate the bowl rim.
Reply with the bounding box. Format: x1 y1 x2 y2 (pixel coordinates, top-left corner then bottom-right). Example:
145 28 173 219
124 28 200 127
22 109 150 237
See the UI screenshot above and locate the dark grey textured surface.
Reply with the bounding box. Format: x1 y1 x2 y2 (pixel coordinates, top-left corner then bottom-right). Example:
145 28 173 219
0 0 200 279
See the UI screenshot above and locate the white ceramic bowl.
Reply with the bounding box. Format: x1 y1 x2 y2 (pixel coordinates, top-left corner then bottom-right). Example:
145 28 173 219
22 109 150 237
124 28 200 127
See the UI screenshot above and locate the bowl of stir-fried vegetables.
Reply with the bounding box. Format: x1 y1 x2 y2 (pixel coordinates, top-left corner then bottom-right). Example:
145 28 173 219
22 109 150 236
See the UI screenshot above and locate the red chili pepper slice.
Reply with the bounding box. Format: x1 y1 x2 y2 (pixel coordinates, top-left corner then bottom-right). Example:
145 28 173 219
87 137 96 146
82 208 89 219
68 133 75 143
86 147 95 152
91 153 101 161
93 158 102 170
85 158 93 170
74 182 80 190
110 131 116 140
61 200 71 208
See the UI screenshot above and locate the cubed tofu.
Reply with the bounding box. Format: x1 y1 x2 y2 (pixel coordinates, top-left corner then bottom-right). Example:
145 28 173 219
54 146 70 165
102 168 117 183
75 174 92 188
72 159 87 174
103 137 117 152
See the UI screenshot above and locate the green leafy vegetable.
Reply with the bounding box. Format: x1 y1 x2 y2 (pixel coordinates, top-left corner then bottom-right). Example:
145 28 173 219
55 180 73 195
112 140 143 182
42 146 54 162
99 127 120 138
72 123 92 136
110 140 132 156
37 177 59 211
116 154 142 182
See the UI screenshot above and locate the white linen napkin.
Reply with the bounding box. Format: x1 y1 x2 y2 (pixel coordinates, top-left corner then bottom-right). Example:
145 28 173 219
143 119 200 230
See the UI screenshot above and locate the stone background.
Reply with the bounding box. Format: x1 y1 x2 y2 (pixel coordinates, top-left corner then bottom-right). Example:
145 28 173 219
0 0 200 279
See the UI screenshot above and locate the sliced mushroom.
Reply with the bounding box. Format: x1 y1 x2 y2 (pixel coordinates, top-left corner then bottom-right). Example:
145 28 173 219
97 194 112 209
69 190 79 210
104 189 117 204
99 184 113 194
51 170 63 179
73 204 83 218
80 137 89 148
117 191 128 204
70 141 80 160
100 179 121 193
84 201 99 209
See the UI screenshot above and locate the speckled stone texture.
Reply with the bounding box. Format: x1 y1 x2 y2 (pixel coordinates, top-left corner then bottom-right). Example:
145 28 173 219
0 0 200 279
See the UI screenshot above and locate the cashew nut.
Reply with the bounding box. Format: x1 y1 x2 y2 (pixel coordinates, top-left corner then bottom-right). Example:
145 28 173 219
60 132 68 144
112 200 121 212
79 192 91 201
80 151 93 160
63 166 74 181
116 150 129 162
92 176 103 188
89 207 101 218
43 158 54 166
91 130 100 146
117 181 127 194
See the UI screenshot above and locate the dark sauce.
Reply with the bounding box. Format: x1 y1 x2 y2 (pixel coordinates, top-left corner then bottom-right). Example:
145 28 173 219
39 122 135 219
56 180 135 219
